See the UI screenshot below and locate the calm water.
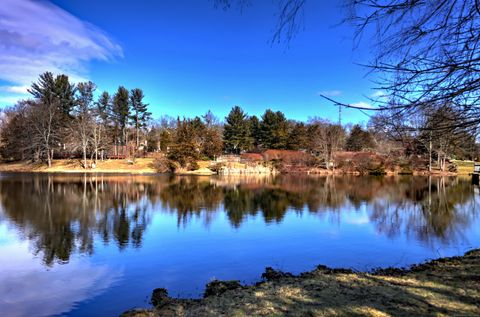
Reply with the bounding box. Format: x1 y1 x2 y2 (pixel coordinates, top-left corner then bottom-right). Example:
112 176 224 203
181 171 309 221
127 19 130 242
0 174 479 316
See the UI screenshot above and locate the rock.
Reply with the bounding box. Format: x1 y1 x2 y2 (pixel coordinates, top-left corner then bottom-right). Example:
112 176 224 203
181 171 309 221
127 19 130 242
120 309 155 317
261 267 294 281
203 280 243 297
151 288 170 307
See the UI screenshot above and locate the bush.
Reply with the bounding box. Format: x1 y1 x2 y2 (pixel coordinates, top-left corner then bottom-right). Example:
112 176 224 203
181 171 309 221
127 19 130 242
240 153 263 162
352 152 385 174
210 162 225 173
188 161 199 171
152 156 176 173
262 150 316 167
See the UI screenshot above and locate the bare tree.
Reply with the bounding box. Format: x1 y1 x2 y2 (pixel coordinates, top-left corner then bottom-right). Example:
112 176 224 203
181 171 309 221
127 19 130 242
342 0 480 129
213 0 306 44
0 102 32 161
219 1 480 134
90 120 109 164
94 91 113 162
28 100 62 167
71 82 96 168
308 118 345 170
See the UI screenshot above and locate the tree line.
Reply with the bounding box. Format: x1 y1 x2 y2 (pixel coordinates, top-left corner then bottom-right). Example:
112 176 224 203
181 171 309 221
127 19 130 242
0 72 478 171
0 72 151 168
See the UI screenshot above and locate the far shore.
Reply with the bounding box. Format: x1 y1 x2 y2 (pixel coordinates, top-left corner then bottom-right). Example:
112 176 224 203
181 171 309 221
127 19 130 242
0 158 158 174
122 249 480 317
0 158 473 176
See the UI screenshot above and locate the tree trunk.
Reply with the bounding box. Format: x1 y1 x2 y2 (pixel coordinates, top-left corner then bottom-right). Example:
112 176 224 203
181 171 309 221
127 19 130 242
136 124 140 149
428 136 432 173
83 146 87 169
47 148 52 168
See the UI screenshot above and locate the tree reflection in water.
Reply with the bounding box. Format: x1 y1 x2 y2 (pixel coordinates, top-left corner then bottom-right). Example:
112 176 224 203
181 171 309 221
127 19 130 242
0 174 477 266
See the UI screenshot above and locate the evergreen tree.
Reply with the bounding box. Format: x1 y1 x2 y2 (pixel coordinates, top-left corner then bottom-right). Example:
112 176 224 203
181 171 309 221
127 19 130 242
129 88 151 148
259 109 289 149
28 72 76 117
112 86 130 145
54 74 76 117
346 124 375 151
96 91 112 126
28 72 76 152
249 115 261 150
287 122 308 150
223 106 252 153
28 72 57 105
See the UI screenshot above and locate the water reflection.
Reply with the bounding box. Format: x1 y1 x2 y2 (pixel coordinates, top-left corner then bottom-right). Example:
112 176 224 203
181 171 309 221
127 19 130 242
0 228 120 317
0 174 477 266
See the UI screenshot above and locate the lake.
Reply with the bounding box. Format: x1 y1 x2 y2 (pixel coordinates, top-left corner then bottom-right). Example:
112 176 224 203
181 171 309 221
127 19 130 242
0 173 479 316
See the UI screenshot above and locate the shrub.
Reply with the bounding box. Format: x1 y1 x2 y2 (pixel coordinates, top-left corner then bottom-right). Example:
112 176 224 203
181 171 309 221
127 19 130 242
240 153 263 162
262 150 316 167
352 152 385 174
152 156 176 173
188 161 199 171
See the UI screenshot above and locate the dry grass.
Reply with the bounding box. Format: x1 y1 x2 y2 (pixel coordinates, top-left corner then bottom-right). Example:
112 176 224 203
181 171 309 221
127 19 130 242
451 160 475 175
123 249 480 317
0 158 157 174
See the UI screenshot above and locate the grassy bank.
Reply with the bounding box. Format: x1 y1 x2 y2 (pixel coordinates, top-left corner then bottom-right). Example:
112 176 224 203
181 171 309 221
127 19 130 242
0 158 158 174
0 158 475 176
122 249 480 317
451 159 475 175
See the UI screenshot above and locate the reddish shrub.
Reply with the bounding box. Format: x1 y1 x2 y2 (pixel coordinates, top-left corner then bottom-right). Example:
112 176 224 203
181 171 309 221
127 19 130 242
262 150 315 168
335 151 385 174
241 153 264 162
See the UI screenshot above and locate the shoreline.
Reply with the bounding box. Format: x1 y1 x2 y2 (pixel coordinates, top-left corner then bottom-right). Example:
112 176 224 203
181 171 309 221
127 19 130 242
121 249 480 317
0 159 470 176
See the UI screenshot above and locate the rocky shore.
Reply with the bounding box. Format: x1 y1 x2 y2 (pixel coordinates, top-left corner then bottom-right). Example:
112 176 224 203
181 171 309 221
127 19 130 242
121 249 480 317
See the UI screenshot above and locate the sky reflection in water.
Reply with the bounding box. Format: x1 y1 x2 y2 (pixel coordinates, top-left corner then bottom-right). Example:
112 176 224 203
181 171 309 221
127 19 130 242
0 174 479 316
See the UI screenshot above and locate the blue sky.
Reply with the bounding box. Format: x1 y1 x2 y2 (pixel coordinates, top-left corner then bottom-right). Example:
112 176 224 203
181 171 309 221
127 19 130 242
0 0 379 124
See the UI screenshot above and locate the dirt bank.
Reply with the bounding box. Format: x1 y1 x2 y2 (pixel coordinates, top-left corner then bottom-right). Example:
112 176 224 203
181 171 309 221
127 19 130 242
122 249 480 317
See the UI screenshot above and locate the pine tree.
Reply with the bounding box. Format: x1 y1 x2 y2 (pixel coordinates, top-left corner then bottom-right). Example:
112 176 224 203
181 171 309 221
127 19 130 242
249 115 261 149
287 122 308 150
260 109 289 149
223 106 252 154
29 72 76 118
129 88 151 148
27 72 76 165
97 91 112 126
112 86 130 145
346 124 375 151
54 74 76 117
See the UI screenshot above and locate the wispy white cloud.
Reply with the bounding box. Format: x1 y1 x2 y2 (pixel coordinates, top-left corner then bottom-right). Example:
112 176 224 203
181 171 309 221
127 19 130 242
370 90 387 98
0 86 29 94
350 101 377 109
319 90 342 97
0 0 123 104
